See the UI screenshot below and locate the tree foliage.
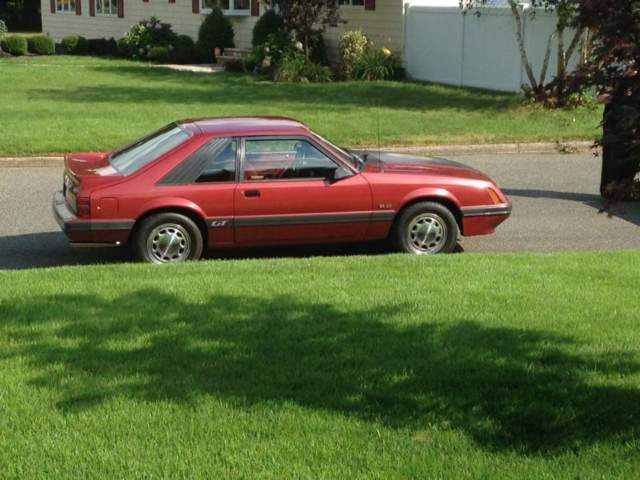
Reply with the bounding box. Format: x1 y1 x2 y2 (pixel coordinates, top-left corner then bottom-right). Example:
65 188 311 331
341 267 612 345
0 0 41 31
263 0 340 55
570 0 640 199
462 0 583 106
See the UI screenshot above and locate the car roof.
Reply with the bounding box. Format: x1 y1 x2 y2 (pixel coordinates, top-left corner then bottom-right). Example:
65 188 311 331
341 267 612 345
177 116 311 137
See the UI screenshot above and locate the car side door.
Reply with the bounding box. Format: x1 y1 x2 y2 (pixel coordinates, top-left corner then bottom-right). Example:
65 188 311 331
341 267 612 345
158 137 238 248
234 136 373 246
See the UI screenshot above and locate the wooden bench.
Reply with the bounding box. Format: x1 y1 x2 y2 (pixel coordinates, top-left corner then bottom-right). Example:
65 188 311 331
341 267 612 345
216 48 251 65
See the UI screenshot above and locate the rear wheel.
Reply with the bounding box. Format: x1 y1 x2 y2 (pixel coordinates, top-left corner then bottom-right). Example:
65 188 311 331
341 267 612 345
392 202 459 255
134 213 203 264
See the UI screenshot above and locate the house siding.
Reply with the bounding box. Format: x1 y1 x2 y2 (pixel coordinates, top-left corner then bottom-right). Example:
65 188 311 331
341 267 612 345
41 0 404 61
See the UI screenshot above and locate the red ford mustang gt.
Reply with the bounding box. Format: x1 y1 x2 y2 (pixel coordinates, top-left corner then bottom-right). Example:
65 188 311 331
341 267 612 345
53 117 511 263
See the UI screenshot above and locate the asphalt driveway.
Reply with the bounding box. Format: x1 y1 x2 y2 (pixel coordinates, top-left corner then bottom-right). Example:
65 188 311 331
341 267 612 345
0 152 638 270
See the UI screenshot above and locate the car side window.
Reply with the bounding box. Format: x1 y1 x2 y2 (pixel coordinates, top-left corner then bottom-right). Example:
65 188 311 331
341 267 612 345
195 140 237 183
243 139 339 181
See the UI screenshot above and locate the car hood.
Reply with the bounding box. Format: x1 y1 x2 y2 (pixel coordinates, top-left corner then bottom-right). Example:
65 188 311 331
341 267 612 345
357 151 492 182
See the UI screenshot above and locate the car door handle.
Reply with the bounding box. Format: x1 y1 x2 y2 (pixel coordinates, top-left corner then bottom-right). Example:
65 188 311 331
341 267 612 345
242 189 261 197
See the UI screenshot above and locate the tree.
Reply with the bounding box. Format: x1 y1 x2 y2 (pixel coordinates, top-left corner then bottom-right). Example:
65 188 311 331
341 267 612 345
0 0 42 31
461 0 584 106
263 0 340 55
569 0 640 199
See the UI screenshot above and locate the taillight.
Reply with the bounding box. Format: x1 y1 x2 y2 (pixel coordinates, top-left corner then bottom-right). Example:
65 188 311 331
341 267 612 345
76 196 91 218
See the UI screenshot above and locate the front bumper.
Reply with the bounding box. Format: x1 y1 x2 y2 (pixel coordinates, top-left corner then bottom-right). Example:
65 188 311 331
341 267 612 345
460 202 512 236
52 191 133 245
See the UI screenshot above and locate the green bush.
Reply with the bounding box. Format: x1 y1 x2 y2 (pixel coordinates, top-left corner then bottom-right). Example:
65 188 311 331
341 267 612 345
27 34 55 55
354 47 397 81
306 30 328 66
61 35 88 54
197 7 234 62
223 57 245 73
340 30 369 80
0 34 27 55
252 9 284 47
251 31 293 76
0 20 7 38
87 37 117 56
169 34 196 64
116 37 130 58
275 50 332 83
148 45 169 63
123 16 178 60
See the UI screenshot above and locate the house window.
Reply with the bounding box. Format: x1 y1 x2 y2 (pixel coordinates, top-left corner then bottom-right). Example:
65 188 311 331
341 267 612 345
202 0 250 15
338 0 365 6
96 0 117 15
56 0 76 13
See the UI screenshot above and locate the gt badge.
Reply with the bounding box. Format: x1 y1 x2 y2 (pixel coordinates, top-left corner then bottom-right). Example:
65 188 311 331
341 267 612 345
211 220 228 227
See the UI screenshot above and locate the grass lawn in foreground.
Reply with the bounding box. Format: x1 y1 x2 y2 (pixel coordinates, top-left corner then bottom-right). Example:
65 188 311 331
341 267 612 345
0 56 602 155
0 251 639 478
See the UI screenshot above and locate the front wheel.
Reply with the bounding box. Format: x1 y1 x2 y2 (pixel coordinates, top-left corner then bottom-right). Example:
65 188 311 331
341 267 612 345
392 202 459 255
133 213 204 264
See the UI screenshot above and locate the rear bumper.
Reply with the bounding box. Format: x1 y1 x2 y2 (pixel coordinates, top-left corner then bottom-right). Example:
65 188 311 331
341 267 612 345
52 191 133 245
461 203 512 236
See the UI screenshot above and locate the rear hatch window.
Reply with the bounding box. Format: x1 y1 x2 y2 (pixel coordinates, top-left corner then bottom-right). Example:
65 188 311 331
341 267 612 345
110 124 191 175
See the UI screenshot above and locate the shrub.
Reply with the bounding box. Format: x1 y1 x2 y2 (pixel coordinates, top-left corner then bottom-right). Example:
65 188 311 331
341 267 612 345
116 37 130 58
123 16 178 60
87 37 118 56
169 34 196 64
252 9 284 47
61 35 88 54
197 7 234 62
0 19 7 38
340 30 368 80
275 50 331 83
27 34 55 55
353 47 397 81
306 29 328 66
0 34 27 56
251 31 294 76
223 57 246 72
148 45 169 63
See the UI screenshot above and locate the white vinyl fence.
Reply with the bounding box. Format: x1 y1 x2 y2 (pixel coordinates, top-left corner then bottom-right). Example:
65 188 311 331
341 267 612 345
404 5 578 92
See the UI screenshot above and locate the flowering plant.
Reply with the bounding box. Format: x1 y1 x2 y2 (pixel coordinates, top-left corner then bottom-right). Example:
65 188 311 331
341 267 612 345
122 17 177 60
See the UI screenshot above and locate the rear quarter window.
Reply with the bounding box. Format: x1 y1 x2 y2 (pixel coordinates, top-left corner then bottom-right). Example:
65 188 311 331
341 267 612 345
110 124 191 175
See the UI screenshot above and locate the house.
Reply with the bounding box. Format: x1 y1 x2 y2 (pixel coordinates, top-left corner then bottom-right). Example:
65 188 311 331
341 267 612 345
40 0 407 60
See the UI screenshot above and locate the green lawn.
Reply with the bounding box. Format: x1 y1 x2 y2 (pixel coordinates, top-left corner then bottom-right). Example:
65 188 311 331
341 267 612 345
0 56 602 155
1 251 639 478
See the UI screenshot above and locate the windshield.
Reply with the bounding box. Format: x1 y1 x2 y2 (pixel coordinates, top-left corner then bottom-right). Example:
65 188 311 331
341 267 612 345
110 124 191 175
310 131 364 170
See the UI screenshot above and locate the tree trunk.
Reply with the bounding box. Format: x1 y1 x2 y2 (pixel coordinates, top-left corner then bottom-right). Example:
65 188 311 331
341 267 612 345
539 30 555 87
600 101 640 199
508 1 538 92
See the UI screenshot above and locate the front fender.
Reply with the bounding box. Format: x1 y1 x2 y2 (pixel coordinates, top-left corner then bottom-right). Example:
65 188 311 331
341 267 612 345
398 188 462 212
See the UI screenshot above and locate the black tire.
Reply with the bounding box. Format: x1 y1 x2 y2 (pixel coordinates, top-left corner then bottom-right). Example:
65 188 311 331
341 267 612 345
392 201 459 255
133 212 204 264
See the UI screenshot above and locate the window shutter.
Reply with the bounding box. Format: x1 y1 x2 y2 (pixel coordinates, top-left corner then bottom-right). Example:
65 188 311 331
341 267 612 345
89 0 95 16
192 0 199 13
251 0 259 16
143 0 148 3
76 0 82 15
117 0 124 17
168 0 175 3
364 0 375 10
50 0 56 13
